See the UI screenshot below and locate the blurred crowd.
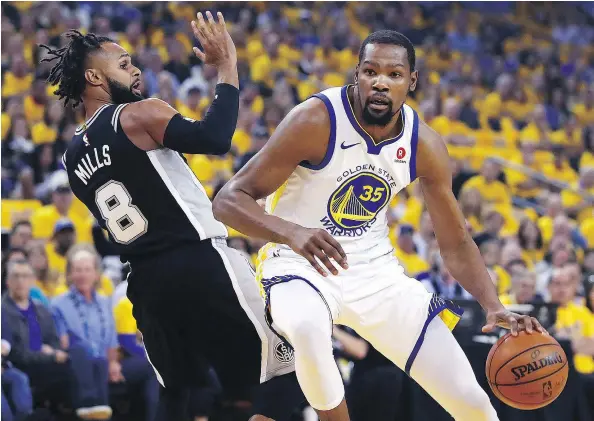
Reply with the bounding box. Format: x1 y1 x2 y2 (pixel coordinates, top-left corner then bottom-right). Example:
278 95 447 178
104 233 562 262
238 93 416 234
2 1 594 420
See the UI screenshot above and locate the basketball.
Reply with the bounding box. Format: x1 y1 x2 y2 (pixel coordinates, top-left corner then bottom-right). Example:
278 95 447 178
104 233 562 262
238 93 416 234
486 331 569 410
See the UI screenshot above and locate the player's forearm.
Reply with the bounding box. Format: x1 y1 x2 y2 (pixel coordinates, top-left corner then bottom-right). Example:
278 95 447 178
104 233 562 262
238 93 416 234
441 235 503 312
216 63 239 89
162 83 239 154
213 187 298 244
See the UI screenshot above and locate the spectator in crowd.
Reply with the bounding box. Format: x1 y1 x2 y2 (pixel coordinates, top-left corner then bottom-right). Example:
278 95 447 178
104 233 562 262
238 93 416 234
45 218 76 277
1 312 33 421
420 254 474 300
30 171 91 243
549 267 594 377
462 159 512 207
394 224 430 277
51 247 116 420
8 221 33 250
517 218 545 265
1 259 97 417
499 268 544 305
53 245 156 420
113 296 159 421
25 240 64 300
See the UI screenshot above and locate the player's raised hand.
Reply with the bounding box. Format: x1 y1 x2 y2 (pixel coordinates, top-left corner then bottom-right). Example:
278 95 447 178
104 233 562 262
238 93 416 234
286 226 348 277
191 11 237 70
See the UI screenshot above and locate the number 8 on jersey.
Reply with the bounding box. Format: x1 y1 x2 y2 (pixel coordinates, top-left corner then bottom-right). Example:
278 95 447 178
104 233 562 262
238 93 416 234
95 180 148 244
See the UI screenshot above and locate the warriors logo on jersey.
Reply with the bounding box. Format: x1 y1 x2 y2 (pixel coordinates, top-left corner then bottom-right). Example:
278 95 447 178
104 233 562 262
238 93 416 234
322 171 391 236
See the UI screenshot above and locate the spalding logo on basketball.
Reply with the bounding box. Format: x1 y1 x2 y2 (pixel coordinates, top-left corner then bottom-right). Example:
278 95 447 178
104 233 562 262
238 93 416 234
275 341 294 363
486 331 568 410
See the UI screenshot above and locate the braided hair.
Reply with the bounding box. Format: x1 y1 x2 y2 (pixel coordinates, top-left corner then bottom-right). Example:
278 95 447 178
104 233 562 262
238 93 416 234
40 30 112 107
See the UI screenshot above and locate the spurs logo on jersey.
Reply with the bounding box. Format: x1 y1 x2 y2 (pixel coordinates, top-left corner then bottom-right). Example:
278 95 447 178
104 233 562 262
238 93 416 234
264 85 419 261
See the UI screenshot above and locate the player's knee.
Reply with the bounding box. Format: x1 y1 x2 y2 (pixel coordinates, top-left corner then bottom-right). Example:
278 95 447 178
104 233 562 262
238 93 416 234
283 313 331 354
454 385 497 421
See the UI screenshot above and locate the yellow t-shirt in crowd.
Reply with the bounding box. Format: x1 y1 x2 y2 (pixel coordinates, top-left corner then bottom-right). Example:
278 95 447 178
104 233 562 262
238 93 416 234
2 72 33 97
114 297 137 335
538 215 554 245
36 280 67 299
493 265 511 295
176 102 201 121
580 152 594 170
45 243 67 276
1 113 11 140
561 182 594 223
580 217 594 248
573 103 594 126
189 155 215 183
30 205 93 243
250 54 291 89
461 176 512 206
232 129 252 155
542 161 578 185
31 122 57 144
23 96 45 124
394 247 430 277
555 302 594 374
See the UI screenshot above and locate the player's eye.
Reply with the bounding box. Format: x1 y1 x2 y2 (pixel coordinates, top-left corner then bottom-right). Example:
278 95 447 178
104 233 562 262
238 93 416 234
364 69 375 76
120 62 128 69
391 72 401 78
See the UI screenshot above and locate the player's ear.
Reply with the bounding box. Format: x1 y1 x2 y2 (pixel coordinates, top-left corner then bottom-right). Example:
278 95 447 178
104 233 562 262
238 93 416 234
409 70 418 93
354 65 359 84
84 68 103 87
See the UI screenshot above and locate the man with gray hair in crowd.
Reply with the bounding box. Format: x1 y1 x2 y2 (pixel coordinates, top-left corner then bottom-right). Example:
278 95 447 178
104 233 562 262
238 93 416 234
52 245 158 421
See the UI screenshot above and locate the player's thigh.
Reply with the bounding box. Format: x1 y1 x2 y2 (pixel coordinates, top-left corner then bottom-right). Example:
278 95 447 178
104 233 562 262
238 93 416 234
342 266 434 369
260 257 341 336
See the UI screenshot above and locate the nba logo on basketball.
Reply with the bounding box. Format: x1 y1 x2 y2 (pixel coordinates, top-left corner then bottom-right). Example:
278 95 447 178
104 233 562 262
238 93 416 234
395 147 407 163
542 381 552 398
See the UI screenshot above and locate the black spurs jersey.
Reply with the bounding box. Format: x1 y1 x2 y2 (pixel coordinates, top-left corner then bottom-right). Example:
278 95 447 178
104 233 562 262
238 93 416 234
63 103 227 260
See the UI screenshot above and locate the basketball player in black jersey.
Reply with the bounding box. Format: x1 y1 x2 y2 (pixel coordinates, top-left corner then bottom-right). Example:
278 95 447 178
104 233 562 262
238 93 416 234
41 12 304 421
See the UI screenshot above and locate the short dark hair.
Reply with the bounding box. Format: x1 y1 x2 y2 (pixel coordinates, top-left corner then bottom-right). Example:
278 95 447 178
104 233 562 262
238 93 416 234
40 30 113 107
10 220 31 236
358 30 416 71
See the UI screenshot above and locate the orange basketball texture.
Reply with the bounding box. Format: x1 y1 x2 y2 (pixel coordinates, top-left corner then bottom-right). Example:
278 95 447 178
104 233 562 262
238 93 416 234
485 331 569 410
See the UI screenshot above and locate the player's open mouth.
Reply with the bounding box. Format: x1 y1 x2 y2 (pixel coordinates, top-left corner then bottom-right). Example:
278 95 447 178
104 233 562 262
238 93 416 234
132 81 141 95
369 97 390 111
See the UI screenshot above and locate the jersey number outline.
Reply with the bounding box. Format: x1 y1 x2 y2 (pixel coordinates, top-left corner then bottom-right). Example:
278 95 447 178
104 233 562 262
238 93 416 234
359 186 386 202
95 180 148 244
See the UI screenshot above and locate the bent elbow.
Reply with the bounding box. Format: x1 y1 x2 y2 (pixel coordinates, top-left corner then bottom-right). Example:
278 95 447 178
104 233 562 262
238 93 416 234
212 189 230 222
209 134 233 156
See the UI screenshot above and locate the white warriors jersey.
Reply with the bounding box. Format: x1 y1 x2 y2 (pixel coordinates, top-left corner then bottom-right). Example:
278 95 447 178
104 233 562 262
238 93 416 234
263 85 420 263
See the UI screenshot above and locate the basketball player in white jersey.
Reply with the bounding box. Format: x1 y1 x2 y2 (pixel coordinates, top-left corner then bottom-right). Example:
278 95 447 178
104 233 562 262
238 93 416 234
213 31 543 421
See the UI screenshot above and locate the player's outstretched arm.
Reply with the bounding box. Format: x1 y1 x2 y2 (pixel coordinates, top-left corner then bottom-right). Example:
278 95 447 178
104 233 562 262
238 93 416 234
119 11 238 155
213 99 348 276
416 122 544 336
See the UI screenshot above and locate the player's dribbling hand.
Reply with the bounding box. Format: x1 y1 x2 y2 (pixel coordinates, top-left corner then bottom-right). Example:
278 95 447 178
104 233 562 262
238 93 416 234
286 226 348 276
191 11 237 69
482 308 546 337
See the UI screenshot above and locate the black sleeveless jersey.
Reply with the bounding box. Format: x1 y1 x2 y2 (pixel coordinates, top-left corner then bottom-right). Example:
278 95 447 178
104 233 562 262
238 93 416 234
63 103 228 261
